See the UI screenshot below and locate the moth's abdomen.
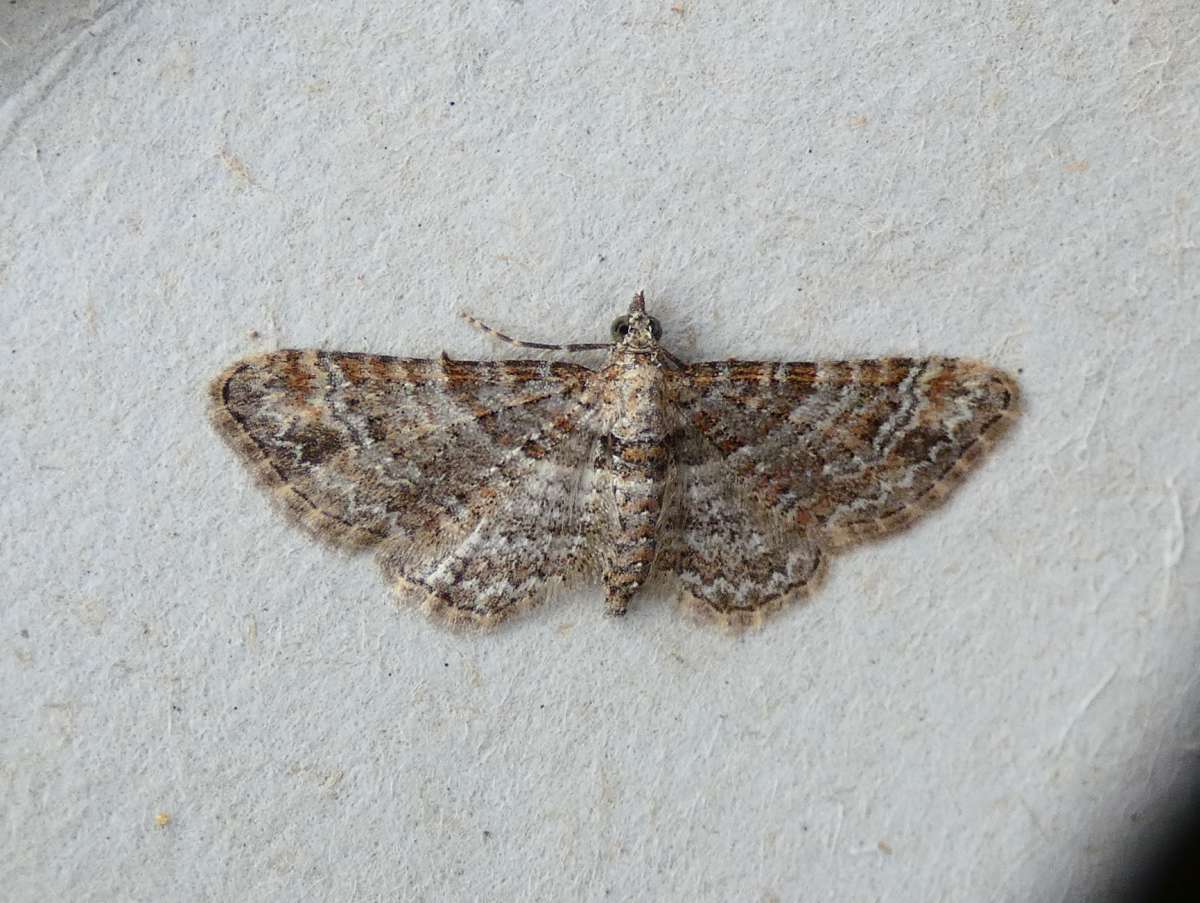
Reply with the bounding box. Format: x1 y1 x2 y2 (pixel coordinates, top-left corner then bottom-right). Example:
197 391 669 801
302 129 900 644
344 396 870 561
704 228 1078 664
602 435 669 615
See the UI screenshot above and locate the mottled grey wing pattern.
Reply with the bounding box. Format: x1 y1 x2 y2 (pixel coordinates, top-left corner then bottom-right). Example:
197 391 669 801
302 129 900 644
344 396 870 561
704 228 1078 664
209 350 607 623
211 337 1018 629
672 357 1019 549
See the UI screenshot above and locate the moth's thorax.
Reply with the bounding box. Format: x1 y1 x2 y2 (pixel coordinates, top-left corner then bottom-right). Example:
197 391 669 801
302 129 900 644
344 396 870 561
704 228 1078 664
601 350 671 442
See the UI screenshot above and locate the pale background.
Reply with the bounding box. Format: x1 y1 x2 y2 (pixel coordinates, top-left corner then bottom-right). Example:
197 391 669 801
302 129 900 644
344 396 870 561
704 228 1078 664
3 2 1198 901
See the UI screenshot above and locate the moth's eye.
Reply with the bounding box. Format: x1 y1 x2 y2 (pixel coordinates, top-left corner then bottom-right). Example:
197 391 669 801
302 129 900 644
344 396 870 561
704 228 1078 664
648 317 663 341
610 316 630 340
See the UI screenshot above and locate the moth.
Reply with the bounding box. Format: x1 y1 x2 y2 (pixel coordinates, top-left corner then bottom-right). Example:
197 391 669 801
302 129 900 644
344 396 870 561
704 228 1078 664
209 293 1018 627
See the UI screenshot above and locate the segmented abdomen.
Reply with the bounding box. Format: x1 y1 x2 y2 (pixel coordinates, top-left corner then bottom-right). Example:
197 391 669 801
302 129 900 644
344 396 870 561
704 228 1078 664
602 435 669 612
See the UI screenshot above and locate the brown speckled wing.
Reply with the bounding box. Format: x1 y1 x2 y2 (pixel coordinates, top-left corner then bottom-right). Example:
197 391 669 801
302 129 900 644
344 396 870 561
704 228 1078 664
209 350 606 623
669 356 1018 566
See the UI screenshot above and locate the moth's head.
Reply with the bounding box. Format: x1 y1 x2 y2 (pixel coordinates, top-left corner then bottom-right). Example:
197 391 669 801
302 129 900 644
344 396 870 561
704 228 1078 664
610 291 662 352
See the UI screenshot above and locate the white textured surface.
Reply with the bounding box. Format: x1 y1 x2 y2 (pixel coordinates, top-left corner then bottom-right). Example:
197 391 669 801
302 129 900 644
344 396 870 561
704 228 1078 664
3 2 1198 900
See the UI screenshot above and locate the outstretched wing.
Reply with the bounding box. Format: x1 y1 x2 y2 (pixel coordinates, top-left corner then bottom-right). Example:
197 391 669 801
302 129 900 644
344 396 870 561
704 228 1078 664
671 357 1019 549
209 350 607 621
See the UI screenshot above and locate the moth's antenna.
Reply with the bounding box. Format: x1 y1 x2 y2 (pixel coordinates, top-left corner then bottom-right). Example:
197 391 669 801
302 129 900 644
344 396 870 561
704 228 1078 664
460 313 612 353
660 347 684 369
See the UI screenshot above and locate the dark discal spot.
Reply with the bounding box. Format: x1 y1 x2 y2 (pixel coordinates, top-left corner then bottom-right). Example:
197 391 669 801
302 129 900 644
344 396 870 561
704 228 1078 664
286 422 346 465
365 415 388 443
